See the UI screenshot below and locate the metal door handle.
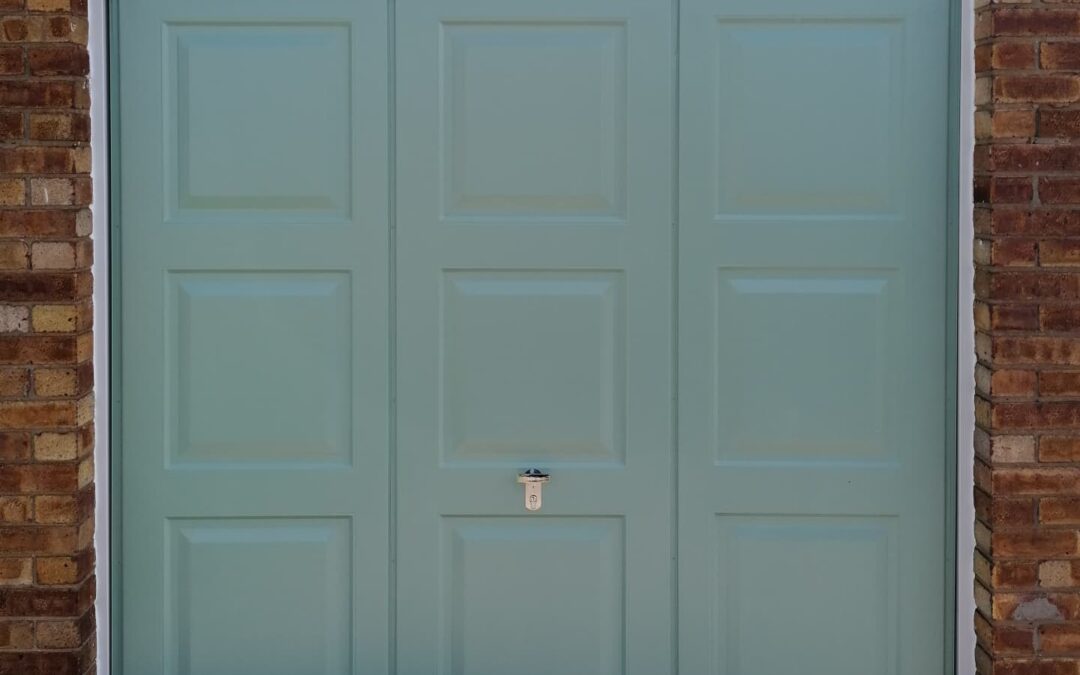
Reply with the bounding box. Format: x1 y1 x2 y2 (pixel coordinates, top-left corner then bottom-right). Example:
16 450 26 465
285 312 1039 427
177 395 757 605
516 469 550 512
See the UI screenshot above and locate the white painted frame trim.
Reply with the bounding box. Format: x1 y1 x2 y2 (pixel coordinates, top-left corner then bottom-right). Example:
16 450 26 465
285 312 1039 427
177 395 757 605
89 0 109 669
957 0 978 669
87 0 977 671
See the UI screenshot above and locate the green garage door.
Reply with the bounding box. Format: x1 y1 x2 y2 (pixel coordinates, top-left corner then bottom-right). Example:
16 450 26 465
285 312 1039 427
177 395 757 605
115 0 951 672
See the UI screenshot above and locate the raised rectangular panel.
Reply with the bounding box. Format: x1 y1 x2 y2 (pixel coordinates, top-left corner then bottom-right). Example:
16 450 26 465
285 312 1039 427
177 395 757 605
714 515 898 675
442 517 624 675
164 24 352 223
165 518 351 675
167 272 352 467
715 270 894 464
441 23 627 221
713 20 902 218
441 271 625 466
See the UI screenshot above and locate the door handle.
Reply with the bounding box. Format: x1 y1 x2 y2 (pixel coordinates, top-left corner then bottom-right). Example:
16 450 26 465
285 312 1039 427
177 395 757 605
516 469 550 512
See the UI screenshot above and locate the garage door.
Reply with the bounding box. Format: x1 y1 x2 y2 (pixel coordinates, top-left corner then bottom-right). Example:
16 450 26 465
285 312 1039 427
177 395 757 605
115 0 951 672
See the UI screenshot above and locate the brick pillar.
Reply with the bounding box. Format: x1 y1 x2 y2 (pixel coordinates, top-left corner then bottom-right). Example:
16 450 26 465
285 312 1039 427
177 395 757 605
0 0 95 673
974 4 1080 674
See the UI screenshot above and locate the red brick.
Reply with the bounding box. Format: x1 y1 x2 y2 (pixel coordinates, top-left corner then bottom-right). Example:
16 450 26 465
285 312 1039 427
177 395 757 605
995 41 1038 69
1042 497 1080 525
1041 110 1080 138
991 273 1080 301
978 176 1035 204
26 46 87 77
995 75 1080 103
1044 42 1080 70
0 211 77 239
994 9 1080 37
0 588 77 617
995 592 1080 620
1043 240 1080 266
0 274 75 302
993 239 1037 266
988 145 1080 172
993 337 1080 365
978 490 1037 528
1044 306 1080 332
0 527 75 555
996 305 1041 331
994 467 1080 495
994 560 1041 589
994 110 1036 138
0 47 22 76
0 401 75 428
0 81 74 107
0 336 76 365
994 660 1080 675
1042 177 1080 204
1042 436 1080 462
1042 372 1080 396
0 112 22 141
1041 624 1080 655
0 464 76 493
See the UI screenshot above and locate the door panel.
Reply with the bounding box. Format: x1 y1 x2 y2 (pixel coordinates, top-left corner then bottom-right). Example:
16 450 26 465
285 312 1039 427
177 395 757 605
117 0 390 671
394 0 674 672
678 0 949 672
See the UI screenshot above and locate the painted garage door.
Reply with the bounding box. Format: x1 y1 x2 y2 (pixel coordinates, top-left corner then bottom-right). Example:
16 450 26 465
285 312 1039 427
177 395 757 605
115 0 951 672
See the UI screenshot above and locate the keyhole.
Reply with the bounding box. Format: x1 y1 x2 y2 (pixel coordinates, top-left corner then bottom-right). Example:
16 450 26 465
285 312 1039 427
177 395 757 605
529 494 538 507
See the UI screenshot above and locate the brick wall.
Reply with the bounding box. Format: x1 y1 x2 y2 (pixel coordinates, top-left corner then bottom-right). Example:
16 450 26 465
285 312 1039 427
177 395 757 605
974 2 1080 673
0 0 95 673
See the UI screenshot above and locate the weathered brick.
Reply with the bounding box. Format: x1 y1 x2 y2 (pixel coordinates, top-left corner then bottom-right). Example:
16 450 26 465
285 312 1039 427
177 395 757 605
1042 497 1080 525
0 400 75 427
0 242 27 271
1042 373 1080 397
26 46 86 77
0 527 75 555
995 75 1080 103
33 496 76 525
996 305 1041 331
994 9 1080 36
992 337 1080 365
1041 110 1080 137
1044 41 1080 70
0 464 75 493
0 179 25 206
0 560 30 587
0 336 76 365
994 530 1080 556
0 368 28 397
31 368 76 397
0 306 28 334
29 242 73 270
994 660 1080 675
0 274 75 303
994 467 1080 495
0 621 33 650
33 558 76 586
1042 436 1080 462
0 111 23 141
1042 624 1080 655
994 592 1080 621
1042 560 1080 588
1044 306 1080 332
1042 177 1080 204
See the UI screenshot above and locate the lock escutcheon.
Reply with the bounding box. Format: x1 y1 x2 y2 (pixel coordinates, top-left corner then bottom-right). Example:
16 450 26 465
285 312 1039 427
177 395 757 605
516 469 550 512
